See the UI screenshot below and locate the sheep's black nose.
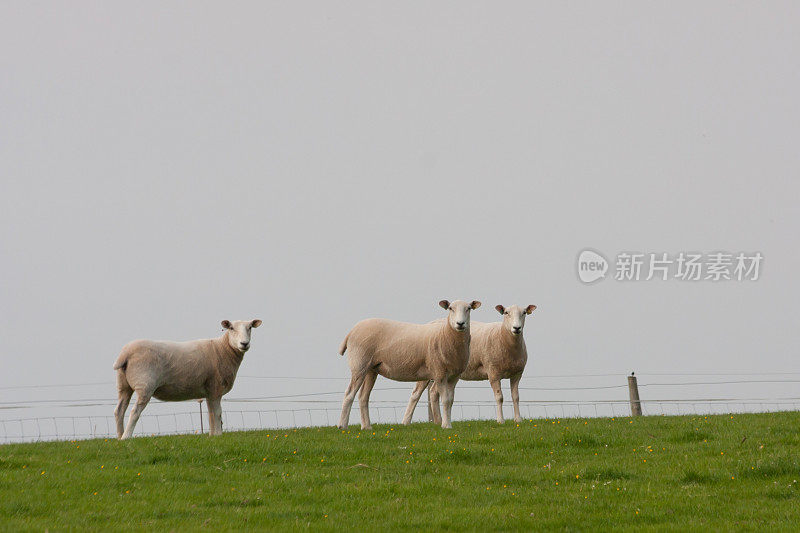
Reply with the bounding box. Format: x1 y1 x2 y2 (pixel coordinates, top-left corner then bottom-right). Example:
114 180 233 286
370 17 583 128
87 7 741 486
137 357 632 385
457 321 465 327
240 342 249 348
513 326 521 333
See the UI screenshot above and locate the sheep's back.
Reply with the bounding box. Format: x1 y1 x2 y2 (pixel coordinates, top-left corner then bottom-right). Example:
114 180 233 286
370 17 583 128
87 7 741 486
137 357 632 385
347 318 440 352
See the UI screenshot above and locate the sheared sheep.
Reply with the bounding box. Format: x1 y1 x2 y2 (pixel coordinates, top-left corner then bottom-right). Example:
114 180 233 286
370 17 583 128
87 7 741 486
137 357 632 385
112 319 262 439
337 299 481 430
414 304 536 424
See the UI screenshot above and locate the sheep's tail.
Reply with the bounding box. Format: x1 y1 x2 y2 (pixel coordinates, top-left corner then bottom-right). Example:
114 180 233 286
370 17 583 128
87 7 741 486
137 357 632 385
338 333 349 356
113 351 128 371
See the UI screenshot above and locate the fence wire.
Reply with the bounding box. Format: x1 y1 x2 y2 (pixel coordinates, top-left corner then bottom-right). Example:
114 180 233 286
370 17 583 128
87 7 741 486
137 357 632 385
2 398 798 444
3 372 799 443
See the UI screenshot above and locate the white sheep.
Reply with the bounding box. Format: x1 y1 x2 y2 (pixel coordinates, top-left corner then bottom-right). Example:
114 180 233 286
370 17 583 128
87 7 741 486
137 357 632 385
112 319 262 439
337 299 481 430
412 304 536 424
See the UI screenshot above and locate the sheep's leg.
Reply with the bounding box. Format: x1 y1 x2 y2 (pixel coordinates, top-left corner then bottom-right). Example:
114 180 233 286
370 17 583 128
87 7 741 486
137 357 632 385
207 398 223 436
489 378 505 424
425 381 435 422
205 398 215 435
429 381 442 425
510 373 523 423
121 390 152 440
444 377 459 428
402 380 428 425
358 371 377 430
214 399 223 435
338 373 367 430
114 388 132 439
437 378 456 429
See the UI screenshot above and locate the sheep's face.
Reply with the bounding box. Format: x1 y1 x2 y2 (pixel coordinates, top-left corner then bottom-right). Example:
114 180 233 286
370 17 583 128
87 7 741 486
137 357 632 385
221 319 262 352
495 304 536 336
439 299 481 332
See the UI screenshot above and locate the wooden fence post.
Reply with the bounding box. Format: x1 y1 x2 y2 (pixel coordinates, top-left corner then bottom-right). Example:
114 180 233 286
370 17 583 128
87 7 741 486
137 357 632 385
628 373 642 416
198 399 204 433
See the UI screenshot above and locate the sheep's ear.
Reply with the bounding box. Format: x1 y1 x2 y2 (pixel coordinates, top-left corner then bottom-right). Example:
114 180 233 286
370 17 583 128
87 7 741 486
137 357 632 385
251 319 262 328
470 300 482 310
439 300 450 310
221 320 232 329
495 304 505 314
525 305 537 315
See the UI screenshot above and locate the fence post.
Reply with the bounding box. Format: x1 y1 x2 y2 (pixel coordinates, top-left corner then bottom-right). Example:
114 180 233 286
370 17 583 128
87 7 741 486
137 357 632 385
198 400 204 434
628 372 642 416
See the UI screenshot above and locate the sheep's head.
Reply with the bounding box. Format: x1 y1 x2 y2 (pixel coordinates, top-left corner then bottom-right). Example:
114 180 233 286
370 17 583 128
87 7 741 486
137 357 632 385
221 319 262 352
439 299 481 332
495 304 536 336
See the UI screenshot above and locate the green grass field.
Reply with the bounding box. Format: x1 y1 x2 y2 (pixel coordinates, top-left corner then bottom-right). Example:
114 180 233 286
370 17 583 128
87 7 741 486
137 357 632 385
1 411 799 531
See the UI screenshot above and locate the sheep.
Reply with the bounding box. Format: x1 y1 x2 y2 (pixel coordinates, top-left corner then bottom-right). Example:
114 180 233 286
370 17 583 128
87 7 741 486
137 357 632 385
337 299 481 430
112 319 262 439
411 304 536 425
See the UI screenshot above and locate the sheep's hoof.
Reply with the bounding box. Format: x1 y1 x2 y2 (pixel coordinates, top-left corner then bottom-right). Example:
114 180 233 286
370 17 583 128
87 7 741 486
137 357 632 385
497 418 505 424
514 417 523 424
361 425 372 431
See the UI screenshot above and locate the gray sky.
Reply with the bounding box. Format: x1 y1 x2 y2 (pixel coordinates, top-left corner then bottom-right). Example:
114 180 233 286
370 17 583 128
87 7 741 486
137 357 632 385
1 3 798 420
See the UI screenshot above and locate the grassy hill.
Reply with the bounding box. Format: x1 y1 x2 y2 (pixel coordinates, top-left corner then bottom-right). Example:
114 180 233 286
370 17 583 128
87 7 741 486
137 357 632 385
1 411 799 531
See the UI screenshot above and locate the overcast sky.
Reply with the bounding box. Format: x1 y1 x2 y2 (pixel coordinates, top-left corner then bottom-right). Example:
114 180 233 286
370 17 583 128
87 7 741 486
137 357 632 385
1 3 798 421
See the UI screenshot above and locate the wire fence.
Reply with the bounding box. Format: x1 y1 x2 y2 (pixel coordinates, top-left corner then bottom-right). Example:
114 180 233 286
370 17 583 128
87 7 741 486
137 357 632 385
1 373 799 443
